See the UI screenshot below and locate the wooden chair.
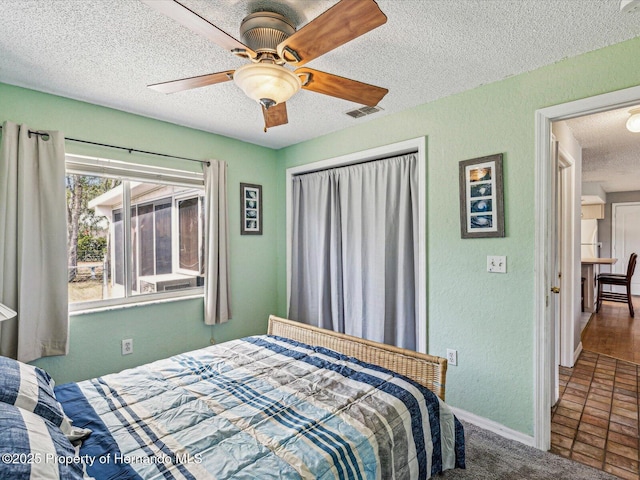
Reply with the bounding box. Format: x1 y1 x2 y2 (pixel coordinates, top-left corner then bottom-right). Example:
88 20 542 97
596 252 637 317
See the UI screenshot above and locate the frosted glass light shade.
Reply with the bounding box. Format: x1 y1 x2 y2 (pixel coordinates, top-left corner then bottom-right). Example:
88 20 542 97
627 108 640 133
234 63 301 107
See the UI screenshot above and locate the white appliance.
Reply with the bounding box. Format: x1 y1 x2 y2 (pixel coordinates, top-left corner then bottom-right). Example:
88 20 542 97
581 219 599 258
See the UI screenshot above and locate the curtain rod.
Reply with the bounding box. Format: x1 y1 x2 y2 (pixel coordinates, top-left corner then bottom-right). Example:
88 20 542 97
0 125 210 166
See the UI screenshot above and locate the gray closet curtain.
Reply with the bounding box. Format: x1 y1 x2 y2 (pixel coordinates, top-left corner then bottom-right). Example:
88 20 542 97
289 153 418 349
0 121 69 362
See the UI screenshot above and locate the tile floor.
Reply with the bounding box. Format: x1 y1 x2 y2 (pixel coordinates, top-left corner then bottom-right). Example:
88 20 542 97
551 350 639 479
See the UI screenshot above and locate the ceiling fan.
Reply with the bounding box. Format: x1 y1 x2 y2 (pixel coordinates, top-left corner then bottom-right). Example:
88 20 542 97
141 0 388 131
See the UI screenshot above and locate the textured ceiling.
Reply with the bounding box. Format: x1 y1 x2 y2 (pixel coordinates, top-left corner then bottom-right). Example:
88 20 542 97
1 0 640 149
565 105 640 194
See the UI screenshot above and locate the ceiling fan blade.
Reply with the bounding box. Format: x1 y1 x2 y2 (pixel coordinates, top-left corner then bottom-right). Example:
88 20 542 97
296 68 387 107
148 70 234 94
262 102 289 131
277 0 386 67
140 0 256 58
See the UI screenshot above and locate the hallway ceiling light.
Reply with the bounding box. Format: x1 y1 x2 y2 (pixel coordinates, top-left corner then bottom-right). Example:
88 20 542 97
620 0 640 13
626 108 640 133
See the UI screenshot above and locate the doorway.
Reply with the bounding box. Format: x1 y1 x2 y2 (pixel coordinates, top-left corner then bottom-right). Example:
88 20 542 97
534 84 640 450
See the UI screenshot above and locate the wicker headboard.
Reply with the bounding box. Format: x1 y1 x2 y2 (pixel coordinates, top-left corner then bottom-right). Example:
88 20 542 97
267 315 447 401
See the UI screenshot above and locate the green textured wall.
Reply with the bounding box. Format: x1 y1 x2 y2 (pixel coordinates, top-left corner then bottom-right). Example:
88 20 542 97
0 82 279 384
2 34 639 437
275 36 640 436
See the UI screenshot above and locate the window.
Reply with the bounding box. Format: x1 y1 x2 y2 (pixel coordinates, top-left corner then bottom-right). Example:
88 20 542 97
66 155 205 310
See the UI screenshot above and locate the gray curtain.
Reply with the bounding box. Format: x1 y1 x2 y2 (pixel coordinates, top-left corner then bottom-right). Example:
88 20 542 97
0 121 69 362
203 160 231 324
289 153 418 349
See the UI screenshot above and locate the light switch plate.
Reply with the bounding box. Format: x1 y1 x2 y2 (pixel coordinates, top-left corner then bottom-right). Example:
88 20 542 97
487 255 507 273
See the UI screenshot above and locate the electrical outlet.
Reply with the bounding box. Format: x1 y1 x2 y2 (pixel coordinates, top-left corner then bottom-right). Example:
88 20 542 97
121 338 133 355
446 349 458 366
487 255 507 273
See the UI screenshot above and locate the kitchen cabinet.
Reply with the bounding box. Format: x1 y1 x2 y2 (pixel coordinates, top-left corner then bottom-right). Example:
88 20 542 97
581 203 604 220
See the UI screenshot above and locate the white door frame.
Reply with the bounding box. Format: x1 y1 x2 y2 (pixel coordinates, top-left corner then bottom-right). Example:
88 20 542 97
550 137 560 408
534 84 640 450
557 145 577 369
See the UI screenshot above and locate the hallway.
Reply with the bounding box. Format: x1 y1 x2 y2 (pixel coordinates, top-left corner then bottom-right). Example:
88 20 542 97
582 297 640 365
550 298 640 479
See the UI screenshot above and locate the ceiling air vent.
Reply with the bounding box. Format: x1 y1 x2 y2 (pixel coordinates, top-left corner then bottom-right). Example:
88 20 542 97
345 105 384 119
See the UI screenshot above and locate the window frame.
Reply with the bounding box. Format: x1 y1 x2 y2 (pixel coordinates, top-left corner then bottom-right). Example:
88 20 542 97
66 154 205 313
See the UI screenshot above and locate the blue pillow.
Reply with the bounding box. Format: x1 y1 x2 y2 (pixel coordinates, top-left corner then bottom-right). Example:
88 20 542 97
0 355 67 428
0 403 84 480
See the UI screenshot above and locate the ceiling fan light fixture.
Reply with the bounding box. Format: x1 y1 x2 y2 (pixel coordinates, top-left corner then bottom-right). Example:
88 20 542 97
233 63 301 107
626 107 640 133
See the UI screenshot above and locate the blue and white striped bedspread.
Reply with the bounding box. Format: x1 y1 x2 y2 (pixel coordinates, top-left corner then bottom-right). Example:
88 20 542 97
55 335 465 479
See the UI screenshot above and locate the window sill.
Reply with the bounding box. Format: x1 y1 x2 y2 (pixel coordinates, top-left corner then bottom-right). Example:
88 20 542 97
69 290 204 316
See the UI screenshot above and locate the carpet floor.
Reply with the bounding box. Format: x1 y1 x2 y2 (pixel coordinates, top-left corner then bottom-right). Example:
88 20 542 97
438 421 619 479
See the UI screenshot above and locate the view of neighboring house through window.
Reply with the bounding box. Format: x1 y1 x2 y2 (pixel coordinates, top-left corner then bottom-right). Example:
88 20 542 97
66 156 205 309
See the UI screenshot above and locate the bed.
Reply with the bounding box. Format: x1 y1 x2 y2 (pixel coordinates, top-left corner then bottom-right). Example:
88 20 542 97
1 315 465 479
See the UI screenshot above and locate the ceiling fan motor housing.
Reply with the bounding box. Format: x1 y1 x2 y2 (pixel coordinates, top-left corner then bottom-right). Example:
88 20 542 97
240 12 295 59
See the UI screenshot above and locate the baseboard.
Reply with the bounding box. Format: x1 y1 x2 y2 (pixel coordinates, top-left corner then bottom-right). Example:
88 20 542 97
574 341 583 364
450 407 536 448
